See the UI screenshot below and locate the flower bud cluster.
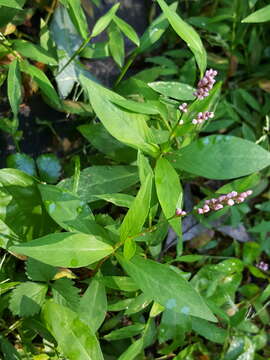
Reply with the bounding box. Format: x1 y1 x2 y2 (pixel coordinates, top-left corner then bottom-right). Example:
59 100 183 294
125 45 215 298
179 103 188 113
197 190 253 214
175 208 187 216
192 111 214 125
256 261 269 272
194 69 217 100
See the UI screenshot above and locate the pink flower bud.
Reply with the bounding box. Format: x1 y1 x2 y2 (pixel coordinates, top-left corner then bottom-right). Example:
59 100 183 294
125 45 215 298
175 208 183 216
181 211 187 216
179 119 184 125
198 208 204 214
192 119 198 125
227 199 234 206
203 205 210 213
214 204 223 211
246 190 253 196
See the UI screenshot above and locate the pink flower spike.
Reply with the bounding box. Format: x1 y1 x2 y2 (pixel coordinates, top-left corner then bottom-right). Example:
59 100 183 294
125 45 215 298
214 204 223 211
227 199 234 206
198 208 204 214
205 199 211 204
203 205 210 213
241 192 248 198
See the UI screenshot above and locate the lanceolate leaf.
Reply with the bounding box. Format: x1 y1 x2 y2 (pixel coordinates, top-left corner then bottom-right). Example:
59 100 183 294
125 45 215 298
78 277 107 332
156 0 207 75
155 158 182 234
148 81 195 101
117 254 216 322
10 232 114 268
120 173 152 243
113 15 140 46
58 165 139 202
242 4 270 23
0 0 22 9
7 58 22 118
79 74 159 157
168 135 270 180
91 3 120 38
42 301 104 360
12 40 58 65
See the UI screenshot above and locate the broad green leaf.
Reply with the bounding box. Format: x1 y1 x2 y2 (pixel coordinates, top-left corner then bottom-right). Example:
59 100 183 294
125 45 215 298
137 2 178 53
6 153 36 177
155 158 182 234
91 3 120 37
39 184 94 233
58 165 139 203
0 0 22 9
52 278 80 311
63 0 88 39
117 254 216 322
20 61 61 109
159 309 190 343
0 168 54 240
7 59 22 118
36 154 61 183
120 173 152 244
168 135 270 180
94 193 134 208
42 301 104 360
148 81 195 100
26 258 57 282
104 323 145 340
111 98 160 115
12 40 57 65
113 15 140 46
108 22 124 67
10 232 114 268
125 293 152 315
101 276 139 292
79 74 159 157
191 318 227 344
9 282 48 316
242 4 270 23
78 123 137 163
156 0 207 75
78 277 107 332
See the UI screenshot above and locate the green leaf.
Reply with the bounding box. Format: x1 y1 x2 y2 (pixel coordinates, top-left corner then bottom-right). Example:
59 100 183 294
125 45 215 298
242 4 270 23
39 184 94 233
0 168 54 240
125 293 152 315
138 2 178 53
120 173 152 244
63 0 88 39
117 254 216 322
78 277 107 332
155 158 182 234
94 193 134 208
26 258 57 282
6 153 36 177
91 3 120 37
111 98 160 115
9 282 48 317
156 0 207 75
0 335 22 360
101 276 139 292
7 58 22 118
42 301 104 360
0 0 22 9
12 40 57 65
104 324 145 340
191 317 227 344
20 60 61 109
79 74 159 157
168 135 270 180
148 81 195 101
108 22 125 67
50 4 80 98
36 154 61 184
52 278 80 311
113 15 140 46
118 338 144 360
58 165 139 203
10 232 114 268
